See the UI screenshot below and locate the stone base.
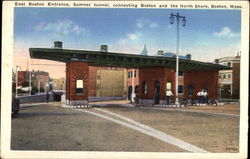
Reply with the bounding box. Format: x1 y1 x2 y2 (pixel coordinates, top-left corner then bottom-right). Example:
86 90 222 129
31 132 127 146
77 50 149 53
61 94 66 104
66 99 88 105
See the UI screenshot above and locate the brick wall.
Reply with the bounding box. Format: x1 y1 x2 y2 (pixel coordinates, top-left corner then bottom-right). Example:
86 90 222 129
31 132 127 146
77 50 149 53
232 63 240 99
66 61 89 101
184 71 218 99
138 67 219 100
138 67 175 100
18 71 27 86
127 69 140 87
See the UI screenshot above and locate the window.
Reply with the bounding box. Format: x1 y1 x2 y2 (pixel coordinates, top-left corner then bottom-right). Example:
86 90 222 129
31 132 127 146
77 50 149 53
76 79 84 94
128 72 130 78
166 82 172 90
178 85 184 93
178 71 184 76
134 70 137 77
228 74 231 79
223 74 226 79
188 84 193 95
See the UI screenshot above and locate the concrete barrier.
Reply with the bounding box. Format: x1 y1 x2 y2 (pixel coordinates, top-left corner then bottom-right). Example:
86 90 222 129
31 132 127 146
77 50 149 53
17 93 54 104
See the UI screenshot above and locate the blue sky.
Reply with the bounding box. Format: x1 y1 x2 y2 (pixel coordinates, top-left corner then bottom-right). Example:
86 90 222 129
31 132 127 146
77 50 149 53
14 8 241 78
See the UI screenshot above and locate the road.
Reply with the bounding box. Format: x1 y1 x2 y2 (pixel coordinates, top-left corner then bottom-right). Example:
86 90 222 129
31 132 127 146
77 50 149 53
11 103 239 152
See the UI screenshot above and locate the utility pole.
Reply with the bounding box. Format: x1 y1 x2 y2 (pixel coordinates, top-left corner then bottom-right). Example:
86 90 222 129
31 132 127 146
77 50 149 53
169 12 186 105
15 66 21 97
28 62 32 95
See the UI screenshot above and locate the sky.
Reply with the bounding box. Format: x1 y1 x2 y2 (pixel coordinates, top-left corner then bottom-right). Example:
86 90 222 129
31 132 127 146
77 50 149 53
14 8 241 78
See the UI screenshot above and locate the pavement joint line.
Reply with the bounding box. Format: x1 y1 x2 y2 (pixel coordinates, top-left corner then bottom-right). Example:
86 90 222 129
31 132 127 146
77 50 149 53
75 108 209 153
140 107 239 117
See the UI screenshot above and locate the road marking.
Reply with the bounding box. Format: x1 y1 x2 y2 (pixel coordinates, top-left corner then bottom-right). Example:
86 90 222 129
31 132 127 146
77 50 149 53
76 108 209 153
139 107 240 117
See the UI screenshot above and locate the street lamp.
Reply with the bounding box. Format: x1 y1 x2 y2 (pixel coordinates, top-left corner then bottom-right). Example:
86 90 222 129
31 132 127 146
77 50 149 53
169 12 186 105
15 65 21 97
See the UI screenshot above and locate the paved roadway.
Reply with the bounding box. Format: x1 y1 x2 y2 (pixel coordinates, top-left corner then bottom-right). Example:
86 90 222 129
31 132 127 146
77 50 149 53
11 102 239 152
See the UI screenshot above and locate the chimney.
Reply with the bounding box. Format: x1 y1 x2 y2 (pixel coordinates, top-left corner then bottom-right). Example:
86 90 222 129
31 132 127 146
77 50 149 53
185 54 191 60
214 59 219 64
157 50 164 55
100 45 108 53
54 41 63 49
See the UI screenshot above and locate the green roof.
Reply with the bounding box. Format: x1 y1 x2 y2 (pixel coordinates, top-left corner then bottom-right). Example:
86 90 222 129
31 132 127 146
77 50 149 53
29 48 231 71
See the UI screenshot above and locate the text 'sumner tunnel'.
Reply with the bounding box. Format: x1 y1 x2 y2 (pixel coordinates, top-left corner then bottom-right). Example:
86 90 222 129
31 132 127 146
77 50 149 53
29 41 230 105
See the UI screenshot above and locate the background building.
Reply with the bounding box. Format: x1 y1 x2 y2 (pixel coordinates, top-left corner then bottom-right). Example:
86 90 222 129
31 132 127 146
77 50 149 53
52 77 65 90
17 71 27 86
16 70 50 93
216 55 240 99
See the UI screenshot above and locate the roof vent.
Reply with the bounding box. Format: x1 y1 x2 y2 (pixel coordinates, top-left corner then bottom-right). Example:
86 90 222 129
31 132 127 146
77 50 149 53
214 59 219 64
185 54 191 60
157 50 164 55
100 45 108 53
54 41 63 49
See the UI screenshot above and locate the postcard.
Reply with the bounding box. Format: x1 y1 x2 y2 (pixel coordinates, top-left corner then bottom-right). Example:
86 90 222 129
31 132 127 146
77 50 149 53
1 1 249 159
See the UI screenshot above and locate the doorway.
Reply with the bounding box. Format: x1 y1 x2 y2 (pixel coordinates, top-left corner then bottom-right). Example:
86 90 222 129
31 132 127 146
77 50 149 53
154 81 160 104
128 86 132 100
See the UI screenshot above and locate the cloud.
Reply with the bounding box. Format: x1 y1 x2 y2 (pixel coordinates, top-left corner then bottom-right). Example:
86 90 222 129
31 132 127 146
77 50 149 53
136 19 159 28
214 27 240 37
35 19 89 36
118 32 141 44
127 33 139 40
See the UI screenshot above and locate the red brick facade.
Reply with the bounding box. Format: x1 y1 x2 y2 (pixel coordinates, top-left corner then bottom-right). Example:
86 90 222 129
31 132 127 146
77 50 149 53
127 69 140 87
232 63 240 99
66 61 89 103
184 71 218 99
138 67 219 100
65 62 219 105
138 67 176 100
18 71 27 86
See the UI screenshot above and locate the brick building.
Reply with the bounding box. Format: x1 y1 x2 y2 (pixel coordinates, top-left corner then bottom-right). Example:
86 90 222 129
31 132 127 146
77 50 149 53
17 71 27 86
216 56 240 99
29 42 230 105
16 70 50 93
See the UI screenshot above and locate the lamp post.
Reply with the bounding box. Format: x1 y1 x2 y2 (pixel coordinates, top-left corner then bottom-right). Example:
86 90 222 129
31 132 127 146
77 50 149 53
15 65 21 97
169 12 186 105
